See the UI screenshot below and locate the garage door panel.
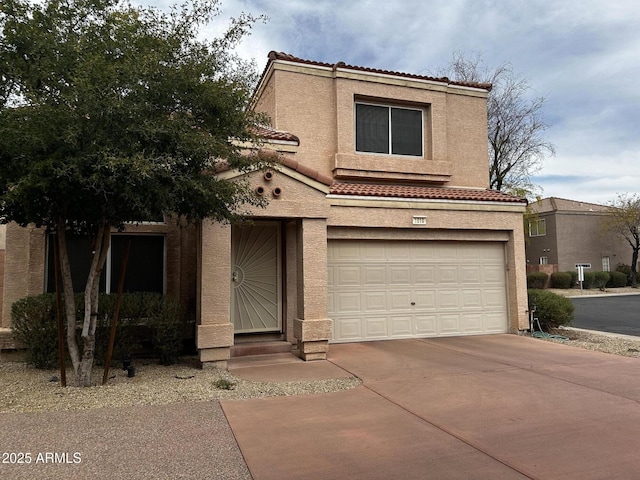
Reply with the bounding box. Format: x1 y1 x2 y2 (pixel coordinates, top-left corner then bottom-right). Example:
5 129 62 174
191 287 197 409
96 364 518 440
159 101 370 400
334 317 362 341
414 290 436 309
437 265 459 284
363 266 386 285
328 240 508 342
361 243 386 261
389 291 412 310
413 265 436 284
440 313 461 334
409 243 436 260
415 314 437 335
483 265 505 284
460 265 482 284
335 266 361 286
336 292 361 312
462 313 483 333
389 265 411 285
483 289 508 308
461 289 483 309
437 290 460 309
389 316 412 337
458 244 482 261
364 317 388 339
363 291 386 311
485 312 508 332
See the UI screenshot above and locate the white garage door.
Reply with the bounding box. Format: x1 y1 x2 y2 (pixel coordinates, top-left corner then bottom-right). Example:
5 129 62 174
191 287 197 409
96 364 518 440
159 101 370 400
328 240 508 342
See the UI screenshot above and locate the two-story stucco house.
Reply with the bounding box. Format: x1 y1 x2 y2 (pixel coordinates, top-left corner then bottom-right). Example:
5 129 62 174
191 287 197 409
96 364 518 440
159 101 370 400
1 52 529 366
526 197 634 273
196 52 528 366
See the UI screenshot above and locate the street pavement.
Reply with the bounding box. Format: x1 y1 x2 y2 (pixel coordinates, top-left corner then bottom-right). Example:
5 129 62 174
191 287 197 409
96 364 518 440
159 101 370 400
571 294 640 335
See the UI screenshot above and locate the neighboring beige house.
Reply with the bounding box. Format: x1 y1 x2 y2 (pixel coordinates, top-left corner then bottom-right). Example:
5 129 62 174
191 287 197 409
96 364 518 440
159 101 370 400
2 52 529 366
526 197 634 274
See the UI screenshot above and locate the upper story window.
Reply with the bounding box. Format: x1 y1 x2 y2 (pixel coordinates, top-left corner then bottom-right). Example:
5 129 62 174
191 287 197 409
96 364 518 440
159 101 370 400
528 218 546 237
355 103 423 157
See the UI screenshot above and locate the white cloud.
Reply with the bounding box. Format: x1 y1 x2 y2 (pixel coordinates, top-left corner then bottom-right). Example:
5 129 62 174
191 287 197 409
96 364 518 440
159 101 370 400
142 0 640 204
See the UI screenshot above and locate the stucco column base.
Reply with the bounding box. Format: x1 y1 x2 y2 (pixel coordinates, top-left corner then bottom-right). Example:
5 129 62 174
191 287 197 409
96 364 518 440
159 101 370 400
197 323 233 350
294 318 332 361
297 340 329 361
198 347 230 370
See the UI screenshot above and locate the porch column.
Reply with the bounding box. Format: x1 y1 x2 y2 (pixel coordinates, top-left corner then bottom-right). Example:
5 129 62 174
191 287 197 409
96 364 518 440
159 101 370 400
294 218 332 360
197 221 233 368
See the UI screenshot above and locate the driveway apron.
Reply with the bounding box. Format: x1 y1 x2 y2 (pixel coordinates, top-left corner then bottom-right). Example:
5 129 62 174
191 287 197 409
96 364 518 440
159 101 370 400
222 335 640 479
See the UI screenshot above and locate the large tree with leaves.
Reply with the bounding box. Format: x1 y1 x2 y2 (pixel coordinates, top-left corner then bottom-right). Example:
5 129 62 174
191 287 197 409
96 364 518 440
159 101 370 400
439 52 555 196
604 194 640 287
0 0 267 386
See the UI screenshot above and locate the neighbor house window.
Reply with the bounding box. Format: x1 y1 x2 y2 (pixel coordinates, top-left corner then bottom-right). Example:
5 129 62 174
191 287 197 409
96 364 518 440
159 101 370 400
46 233 165 294
355 103 423 156
602 256 610 272
539 256 548 265
528 219 546 237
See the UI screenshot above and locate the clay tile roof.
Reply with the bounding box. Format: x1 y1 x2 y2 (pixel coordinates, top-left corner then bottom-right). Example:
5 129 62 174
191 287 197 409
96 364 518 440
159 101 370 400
264 51 492 92
252 125 299 144
329 183 527 203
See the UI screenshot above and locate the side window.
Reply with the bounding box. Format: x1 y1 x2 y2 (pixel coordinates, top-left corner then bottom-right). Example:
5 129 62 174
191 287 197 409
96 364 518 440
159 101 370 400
528 219 546 237
355 103 423 156
47 234 165 294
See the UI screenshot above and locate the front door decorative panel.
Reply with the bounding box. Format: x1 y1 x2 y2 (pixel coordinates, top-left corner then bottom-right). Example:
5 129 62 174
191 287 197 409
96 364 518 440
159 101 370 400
231 224 281 333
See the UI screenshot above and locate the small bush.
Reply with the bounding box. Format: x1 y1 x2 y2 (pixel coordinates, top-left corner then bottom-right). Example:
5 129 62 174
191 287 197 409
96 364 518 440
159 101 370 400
593 271 611 291
148 297 185 366
582 271 595 289
10 294 59 369
550 272 572 289
607 271 628 288
566 270 578 287
10 292 189 368
528 289 575 329
527 272 549 289
616 264 633 286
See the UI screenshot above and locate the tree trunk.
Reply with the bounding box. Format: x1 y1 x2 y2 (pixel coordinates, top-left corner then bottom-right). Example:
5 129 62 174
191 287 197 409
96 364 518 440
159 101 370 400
76 224 111 387
58 221 112 387
57 226 81 375
631 247 639 288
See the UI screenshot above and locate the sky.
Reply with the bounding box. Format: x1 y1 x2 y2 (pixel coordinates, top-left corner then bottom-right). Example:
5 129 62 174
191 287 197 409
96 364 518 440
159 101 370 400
147 0 640 205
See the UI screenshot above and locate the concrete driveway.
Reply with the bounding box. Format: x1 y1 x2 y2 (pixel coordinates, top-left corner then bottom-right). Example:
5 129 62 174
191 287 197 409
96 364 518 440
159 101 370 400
222 335 640 480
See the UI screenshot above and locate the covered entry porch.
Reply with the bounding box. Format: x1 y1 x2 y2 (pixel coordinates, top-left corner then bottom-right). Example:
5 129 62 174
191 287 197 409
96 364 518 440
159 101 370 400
196 165 333 368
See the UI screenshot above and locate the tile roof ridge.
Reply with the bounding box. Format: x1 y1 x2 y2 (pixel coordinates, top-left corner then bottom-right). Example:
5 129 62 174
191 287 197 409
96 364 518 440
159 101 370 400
329 182 526 203
266 51 492 91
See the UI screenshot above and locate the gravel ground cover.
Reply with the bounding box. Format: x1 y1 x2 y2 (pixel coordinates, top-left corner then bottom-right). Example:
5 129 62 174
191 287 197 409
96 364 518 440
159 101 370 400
0 360 361 413
2 287 639 414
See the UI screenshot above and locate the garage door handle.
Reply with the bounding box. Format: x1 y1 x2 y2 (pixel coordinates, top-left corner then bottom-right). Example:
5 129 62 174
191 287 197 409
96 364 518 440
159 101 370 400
411 302 416 306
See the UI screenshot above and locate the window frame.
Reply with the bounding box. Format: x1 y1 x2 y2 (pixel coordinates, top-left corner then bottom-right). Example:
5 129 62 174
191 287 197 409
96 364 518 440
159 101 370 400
528 218 546 237
354 101 424 157
46 232 166 294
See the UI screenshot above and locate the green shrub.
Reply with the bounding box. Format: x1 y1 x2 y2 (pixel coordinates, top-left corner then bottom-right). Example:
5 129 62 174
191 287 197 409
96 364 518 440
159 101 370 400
10 292 188 368
528 289 575 329
527 271 549 289
147 297 185 366
593 271 611 291
566 270 578 287
10 294 59 368
582 271 595 289
550 272 572 289
616 264 633 286
607 271 628 288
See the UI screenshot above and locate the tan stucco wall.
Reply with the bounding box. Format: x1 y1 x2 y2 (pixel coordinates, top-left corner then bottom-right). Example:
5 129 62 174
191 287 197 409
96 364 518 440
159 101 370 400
1 221 197 329
255 63 490 187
